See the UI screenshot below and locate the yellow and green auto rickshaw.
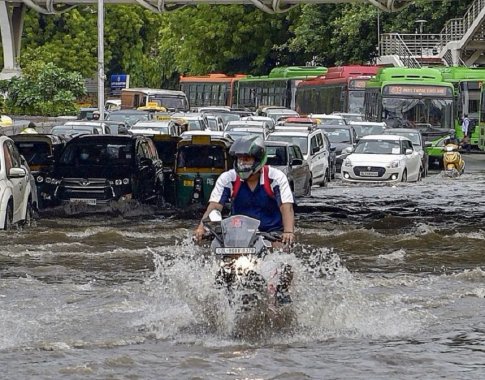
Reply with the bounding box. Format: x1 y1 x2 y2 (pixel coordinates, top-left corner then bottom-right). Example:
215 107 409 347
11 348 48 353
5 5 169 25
174 133 233 208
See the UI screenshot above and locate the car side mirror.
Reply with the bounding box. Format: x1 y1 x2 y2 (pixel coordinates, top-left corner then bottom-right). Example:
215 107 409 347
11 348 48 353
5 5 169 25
291 158 303 166
342 147 353 154
405 148 413 155
9 167 26 178
330 146 336 152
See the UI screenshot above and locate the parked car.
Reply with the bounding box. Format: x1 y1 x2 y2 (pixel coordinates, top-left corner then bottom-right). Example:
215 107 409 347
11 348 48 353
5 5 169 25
341 135 422 183
383 128 429 177
267 127 330 186
318 124 357 174
264 141 311 197
11 134 67 208
45 135 164 208
0 136 36 229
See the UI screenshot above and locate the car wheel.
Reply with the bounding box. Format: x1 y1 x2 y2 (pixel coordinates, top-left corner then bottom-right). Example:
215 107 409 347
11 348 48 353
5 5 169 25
304 178 312 196
319 173 327 187
401 170 408 183
3 201 13 231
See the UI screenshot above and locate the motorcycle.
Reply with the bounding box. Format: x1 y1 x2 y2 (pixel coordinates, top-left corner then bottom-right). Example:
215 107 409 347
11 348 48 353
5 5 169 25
442 143 465 178
202 210 293 312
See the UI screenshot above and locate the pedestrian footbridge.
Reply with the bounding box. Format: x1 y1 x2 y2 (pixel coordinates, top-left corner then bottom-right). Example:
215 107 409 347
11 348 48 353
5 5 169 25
1 0 412 79
378 0 485 67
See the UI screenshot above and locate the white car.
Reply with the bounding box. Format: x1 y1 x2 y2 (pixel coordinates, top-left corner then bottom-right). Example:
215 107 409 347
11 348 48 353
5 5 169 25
267 128 330 186
341 135 422 183
0 136 35 229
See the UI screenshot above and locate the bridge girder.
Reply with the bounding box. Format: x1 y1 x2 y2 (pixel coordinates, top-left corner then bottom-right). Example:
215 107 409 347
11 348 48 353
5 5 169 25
5 0 413 14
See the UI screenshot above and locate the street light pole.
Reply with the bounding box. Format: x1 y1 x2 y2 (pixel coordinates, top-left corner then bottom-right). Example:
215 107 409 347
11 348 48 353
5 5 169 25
415 19 427 60
97 0 105 121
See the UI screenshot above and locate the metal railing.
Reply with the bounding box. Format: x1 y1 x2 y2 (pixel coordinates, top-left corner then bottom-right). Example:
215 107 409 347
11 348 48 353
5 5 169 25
380 0 485 64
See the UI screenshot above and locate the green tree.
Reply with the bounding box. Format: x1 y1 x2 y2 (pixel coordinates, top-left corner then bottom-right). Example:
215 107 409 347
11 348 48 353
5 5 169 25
157 5 302 77
5 61 86 116
289 0 471 66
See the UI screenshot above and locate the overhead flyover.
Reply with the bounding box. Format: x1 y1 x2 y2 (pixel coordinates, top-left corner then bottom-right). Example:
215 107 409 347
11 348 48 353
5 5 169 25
0 0 413 79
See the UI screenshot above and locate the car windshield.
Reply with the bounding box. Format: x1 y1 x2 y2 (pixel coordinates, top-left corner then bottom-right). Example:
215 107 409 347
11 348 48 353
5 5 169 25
16 142 51 166
322 128 351 143
226 130 265 140
187 120 204 131
59 141 134 166
149 95 188 111
354 139 402 155
267 135 308 155
386 131 421 145
353 125 387 139
266 146 288 166
51 126 97 136
107 113 149 126
177 145 225 168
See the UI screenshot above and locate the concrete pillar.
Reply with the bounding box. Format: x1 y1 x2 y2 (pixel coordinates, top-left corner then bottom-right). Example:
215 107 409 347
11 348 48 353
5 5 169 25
0 3 25 79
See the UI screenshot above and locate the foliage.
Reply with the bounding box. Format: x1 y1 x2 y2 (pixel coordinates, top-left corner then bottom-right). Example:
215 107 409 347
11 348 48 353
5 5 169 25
4 61 85 116
2 0 474 91
288 0 471 66
156 5 302 77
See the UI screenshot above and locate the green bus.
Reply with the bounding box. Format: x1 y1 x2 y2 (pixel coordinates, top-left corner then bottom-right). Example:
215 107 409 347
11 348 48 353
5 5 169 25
479 86 485 151
235 66 327 111
364 67 455 141
439 66 485 148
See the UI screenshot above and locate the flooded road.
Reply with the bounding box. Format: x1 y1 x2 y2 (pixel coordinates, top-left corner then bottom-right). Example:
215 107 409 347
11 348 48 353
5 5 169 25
1 154 485 379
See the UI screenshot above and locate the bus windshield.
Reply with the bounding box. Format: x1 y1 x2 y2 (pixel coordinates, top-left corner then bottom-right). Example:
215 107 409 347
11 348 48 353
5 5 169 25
382 97 453 128
348 90 365 114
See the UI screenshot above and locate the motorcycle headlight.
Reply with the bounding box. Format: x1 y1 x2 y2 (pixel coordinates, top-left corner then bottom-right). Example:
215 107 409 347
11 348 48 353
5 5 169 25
122 178 129 185
445 146 454 152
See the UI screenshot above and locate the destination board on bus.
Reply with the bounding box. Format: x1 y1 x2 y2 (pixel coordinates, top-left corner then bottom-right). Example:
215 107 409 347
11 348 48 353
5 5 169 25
349 79 368 89
383 85 453 97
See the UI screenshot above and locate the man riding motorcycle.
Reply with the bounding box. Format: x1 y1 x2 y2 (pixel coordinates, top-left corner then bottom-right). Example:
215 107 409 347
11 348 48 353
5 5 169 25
194 135 295 302
194 135 295 244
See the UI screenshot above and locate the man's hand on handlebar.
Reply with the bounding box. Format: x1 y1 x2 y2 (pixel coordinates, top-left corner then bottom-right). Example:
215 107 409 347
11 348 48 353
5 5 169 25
281 231 295 245
193 224 207 243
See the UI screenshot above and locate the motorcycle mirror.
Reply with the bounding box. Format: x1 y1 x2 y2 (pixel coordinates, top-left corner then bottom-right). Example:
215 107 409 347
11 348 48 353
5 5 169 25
208 209 222 222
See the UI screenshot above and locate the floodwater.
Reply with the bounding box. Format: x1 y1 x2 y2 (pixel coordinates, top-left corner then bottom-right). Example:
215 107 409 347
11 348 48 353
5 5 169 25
1 155 485 379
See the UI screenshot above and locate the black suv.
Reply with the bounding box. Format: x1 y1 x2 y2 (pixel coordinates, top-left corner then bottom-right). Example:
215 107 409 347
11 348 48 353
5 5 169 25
46 135 164 207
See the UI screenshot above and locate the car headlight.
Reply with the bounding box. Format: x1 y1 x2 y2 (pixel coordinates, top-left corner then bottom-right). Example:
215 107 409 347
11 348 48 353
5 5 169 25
45 177 61 185
122 178 129 185
343 159 352 167
115 179 123 186
388 160 401 168
36 175 44 183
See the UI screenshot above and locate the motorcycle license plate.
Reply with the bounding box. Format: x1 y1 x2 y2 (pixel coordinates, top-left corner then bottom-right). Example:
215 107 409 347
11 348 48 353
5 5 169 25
360 171 378 177
215 247 256 255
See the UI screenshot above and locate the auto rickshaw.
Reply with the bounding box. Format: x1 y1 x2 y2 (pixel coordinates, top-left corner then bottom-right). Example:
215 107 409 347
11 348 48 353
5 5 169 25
11 133 68 208
174 133 233 208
